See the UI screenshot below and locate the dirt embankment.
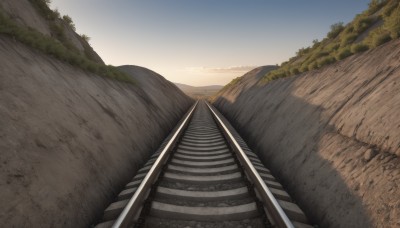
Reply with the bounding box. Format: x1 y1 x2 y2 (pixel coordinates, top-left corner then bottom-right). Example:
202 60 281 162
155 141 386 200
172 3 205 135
212 40 400 227
0 36 193 227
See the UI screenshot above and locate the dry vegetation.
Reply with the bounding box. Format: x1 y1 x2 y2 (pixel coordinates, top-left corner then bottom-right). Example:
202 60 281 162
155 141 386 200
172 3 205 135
0 0 133 83
260 0 400 84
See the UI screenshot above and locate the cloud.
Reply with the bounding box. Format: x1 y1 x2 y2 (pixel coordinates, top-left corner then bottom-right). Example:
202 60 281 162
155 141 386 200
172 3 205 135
184 66 258 74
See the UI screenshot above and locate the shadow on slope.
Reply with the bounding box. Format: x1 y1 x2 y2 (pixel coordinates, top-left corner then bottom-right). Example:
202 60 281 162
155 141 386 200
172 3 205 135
213 82 373 227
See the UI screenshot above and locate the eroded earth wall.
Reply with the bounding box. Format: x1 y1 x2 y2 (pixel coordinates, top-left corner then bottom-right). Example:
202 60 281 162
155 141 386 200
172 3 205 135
0 36 193 227
213 40 400 227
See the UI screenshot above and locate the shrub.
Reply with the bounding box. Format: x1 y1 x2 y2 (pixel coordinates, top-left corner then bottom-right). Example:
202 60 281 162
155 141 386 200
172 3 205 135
263 69 288 83
343 25 354 34
341 33 358 46
84 61 99 73
318 56 336 67
53 8 61 19
314 51 329 58
290 67 300 75
325 42 340 52
260 0 398 84
365 26 392 47
328 22 344 39
373 32 392 46
49 23 79 53
62 15 76 31
312 39 321 48
354 16 374 33
29 0 59 20
272 71 287 79
351 43 370 53
367 0 387 15
299 64 309 73
336 48 353 60
46 41 64 57
383 0 399 16
50 23 64 38
296 47 311 56
281 61 289 66
81 34 90 42
308 61 319 71
301 56 316 71
384 5 400 39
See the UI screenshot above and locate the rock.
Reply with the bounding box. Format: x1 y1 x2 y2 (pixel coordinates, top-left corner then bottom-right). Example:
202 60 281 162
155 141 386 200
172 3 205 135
364 149 378 162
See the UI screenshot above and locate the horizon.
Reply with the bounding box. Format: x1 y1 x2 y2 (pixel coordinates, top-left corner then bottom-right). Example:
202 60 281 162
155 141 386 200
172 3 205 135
50 0 370 86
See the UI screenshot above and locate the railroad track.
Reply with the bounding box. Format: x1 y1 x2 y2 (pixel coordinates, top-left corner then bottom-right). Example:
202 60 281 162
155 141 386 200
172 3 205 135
95 101 312 228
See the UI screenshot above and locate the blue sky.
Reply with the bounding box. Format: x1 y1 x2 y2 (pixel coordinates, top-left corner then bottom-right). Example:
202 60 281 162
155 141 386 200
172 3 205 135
50 0 371 86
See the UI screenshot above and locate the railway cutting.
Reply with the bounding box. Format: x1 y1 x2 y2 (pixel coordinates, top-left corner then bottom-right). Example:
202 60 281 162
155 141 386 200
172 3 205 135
95 100 312 228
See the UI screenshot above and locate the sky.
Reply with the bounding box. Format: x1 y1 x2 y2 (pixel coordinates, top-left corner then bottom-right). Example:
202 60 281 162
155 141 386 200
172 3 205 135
50 0 371 86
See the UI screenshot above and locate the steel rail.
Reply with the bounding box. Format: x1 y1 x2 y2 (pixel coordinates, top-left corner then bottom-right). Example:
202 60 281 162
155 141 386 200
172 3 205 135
112 101 198 228
206 102 294 228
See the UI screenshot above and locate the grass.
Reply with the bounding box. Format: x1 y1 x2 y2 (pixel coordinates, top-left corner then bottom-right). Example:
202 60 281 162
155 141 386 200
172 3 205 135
256 0 400 85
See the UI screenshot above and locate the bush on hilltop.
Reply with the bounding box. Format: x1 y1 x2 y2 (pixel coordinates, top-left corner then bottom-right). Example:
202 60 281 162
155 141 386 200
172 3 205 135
257 0 400 85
